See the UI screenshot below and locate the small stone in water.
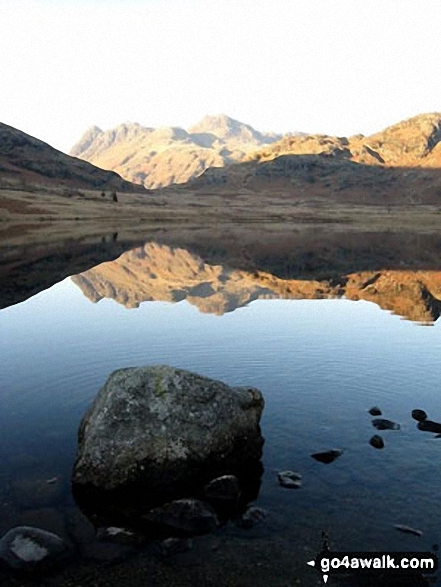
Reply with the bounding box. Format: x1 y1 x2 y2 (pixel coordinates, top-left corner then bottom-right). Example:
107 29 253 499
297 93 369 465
235 506 268 529
369 406 382 416
372 418 400 431
411 409 428 422
369 435 384 449
46 477 58 485
394 524 423 537
311 449 343 464
417 420 441 433
277 471 302 489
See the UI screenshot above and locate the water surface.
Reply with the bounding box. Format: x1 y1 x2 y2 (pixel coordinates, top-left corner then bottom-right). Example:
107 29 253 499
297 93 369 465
1 237 441 585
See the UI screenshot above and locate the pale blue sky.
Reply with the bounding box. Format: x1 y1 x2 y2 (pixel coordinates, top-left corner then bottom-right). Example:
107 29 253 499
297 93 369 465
1 0 440 152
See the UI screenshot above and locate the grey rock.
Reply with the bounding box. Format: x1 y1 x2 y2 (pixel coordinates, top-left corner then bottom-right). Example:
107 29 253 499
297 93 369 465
311 449 343 464
143 499 219 535
277 471 302 489
368 406 382 416
411 409 428 422
235 506 268 529
0 526 69 571
73 366 264 501
372 418 400 431
369 435 385 449
417 420 441 433
203 475 240 502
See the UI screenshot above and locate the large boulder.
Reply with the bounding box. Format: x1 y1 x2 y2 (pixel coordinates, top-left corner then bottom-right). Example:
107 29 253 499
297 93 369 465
72 366 264 513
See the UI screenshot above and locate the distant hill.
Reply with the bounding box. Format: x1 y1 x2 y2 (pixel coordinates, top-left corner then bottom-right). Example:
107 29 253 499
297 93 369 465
192 113 441 204
0 122 143 192
70 114 282 189
249 112 441 166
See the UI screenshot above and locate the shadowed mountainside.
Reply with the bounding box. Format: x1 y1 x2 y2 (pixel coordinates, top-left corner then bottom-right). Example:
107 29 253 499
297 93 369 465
189 113 441 205
71 241 441 324
0 122 145 192
70 114 282 189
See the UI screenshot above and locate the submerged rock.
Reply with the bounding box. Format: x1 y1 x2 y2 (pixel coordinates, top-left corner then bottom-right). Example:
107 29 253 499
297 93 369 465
203 475 240 503
372 418 400 431
0 526 69 571
235 506 268 529
72 366 264 508
311 449 343 464
369 435 385 449
417 420 441 433
277 471 302 489
368 406 382 416
143 499 219 535
411 409 428 422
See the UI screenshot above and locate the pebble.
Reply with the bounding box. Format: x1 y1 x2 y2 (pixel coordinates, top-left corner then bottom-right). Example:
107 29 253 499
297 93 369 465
311 449 343 464
368 406 382 416
277 471 302 489
369 435 384 449
417 420 441 433
235 506 268 529
372 418 400 431
411 409 428 422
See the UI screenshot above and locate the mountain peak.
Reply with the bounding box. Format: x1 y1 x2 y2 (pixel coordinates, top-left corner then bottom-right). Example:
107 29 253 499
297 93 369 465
70 125 103 158
189 114 254 140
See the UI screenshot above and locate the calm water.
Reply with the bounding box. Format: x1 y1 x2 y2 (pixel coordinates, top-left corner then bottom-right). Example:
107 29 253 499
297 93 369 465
1 247 441 583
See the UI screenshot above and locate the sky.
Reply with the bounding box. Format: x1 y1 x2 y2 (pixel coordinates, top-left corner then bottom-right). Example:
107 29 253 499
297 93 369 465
1 0 440 153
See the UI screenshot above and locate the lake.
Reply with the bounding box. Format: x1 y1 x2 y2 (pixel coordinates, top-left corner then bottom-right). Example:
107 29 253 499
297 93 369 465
1 228 441 586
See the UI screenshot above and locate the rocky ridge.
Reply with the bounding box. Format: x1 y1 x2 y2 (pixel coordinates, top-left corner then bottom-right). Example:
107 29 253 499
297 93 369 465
70 114 282 189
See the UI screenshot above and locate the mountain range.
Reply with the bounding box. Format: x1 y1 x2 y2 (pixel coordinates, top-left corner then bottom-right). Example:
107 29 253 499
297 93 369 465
69 112 441 203
70 114 283 189
196 112 441 186
3 112 441 213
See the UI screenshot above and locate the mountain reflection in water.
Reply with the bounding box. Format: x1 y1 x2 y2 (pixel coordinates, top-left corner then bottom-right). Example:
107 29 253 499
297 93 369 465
71 242 441 324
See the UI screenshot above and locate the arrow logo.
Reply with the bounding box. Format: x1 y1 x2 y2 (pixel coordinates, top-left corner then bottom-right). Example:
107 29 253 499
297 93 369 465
306 560 328 583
